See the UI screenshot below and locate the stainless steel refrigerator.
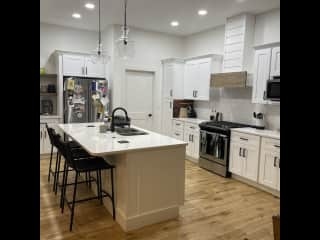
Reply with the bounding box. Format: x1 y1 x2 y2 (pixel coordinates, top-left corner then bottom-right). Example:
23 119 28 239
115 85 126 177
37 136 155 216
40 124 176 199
63 76 109 123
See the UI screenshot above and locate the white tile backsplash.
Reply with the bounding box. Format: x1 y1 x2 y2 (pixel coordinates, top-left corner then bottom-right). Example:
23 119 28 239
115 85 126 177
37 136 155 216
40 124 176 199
194 87 280 130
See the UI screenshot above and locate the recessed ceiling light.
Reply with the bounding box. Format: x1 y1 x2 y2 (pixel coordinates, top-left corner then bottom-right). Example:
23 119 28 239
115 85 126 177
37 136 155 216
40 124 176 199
85 3 95 9
198 9 208 16
72 13 81 19
171 21 179 27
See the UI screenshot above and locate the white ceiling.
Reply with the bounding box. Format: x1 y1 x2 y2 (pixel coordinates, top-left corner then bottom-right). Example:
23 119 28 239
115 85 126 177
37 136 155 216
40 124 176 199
40 0 280 36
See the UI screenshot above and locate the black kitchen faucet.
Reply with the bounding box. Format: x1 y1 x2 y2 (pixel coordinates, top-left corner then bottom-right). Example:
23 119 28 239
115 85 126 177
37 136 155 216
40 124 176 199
110 107 130 132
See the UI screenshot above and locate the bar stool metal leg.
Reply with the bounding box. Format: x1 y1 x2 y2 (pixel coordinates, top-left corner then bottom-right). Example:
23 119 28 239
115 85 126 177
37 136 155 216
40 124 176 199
61 163 69 214
111 168 115 220
48 144 53 182
60 159 68 209
55 154 62 195
53 151 59 192
70 172 78 231
98 169 103 205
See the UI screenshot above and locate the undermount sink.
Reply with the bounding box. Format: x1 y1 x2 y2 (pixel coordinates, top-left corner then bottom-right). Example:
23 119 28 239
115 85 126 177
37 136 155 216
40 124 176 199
115 127 148 136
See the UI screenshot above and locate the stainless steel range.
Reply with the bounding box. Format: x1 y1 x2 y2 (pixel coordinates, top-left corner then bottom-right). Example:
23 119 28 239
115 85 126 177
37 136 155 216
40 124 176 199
199 121 263 177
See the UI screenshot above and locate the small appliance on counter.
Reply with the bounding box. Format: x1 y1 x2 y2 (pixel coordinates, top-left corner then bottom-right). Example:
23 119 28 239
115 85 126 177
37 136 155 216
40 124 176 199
253 111 265 128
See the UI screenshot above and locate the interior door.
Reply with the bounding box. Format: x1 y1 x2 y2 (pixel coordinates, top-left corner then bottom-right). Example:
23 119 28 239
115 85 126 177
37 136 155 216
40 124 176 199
124 70 154 130
252 48 271 104
62 55 85 77
85 57 105 78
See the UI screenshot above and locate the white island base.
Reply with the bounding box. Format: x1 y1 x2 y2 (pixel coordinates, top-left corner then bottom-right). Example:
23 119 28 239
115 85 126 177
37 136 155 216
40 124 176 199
97 146 185 232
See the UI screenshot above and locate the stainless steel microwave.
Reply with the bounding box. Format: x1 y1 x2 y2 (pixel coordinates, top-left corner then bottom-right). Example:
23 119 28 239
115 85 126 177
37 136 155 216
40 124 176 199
266 76 280 101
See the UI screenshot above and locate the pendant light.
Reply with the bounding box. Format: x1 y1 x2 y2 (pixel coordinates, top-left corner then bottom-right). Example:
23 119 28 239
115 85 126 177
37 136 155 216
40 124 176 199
116 0 134 59
91 0 109 64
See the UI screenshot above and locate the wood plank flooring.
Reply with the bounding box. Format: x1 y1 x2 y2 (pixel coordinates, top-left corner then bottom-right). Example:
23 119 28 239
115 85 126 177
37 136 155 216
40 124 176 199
40 155 279 240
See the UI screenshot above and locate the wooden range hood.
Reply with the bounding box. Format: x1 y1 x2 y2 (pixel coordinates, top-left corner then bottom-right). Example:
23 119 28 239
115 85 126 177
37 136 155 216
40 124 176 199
210 71 247 88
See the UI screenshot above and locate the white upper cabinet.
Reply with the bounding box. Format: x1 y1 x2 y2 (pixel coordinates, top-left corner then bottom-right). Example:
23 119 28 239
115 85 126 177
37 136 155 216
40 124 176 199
184 56 221 101
62 54 105 78
252 45 280 104
183 59 199 100
252 48 271 104
162 59 184 99
223 14 255 73
270 47 280 77
85 57 105 78
62 54 85 77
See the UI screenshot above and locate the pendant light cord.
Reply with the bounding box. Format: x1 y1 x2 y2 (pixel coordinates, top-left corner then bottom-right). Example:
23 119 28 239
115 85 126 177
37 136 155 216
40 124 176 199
98 0 101 53
123 0 128 44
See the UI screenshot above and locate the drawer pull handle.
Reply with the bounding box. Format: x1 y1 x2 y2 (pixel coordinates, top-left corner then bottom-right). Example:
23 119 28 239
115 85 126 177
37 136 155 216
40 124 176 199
240 137 248 141
176 123 181 126
175 133 180 136
273 157 277 167
274 145 280 148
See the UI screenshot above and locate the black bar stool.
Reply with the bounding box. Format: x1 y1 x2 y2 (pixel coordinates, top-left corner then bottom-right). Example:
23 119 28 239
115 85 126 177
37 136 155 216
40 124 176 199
46 125 90 194
45 124 81 183
58 139 116 231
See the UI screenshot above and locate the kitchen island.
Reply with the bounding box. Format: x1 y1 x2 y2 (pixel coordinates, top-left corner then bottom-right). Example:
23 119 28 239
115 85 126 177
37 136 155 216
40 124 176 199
58 122 187 232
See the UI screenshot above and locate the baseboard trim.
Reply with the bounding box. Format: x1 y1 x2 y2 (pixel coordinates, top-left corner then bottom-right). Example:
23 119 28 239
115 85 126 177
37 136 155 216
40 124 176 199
232 174 280 198
116 206 180 232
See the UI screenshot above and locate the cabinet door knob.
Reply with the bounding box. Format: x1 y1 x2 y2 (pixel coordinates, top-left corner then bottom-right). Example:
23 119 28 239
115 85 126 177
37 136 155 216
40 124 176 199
239 147 242 157
243 148 246 157
273 157 277 167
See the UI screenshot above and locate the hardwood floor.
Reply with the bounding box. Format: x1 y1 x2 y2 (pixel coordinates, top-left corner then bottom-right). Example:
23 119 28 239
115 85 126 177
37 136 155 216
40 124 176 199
40 155 279 240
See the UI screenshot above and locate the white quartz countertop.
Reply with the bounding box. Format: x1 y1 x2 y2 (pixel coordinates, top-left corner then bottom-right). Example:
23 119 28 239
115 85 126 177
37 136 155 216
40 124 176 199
58 122 187 156
173 117 207 125
232 127 280 140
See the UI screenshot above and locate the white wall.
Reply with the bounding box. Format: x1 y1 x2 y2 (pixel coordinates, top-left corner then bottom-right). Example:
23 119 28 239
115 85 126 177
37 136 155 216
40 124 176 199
183 9 280 130
40 23 98 73
110 25 184 132
183 26 225 58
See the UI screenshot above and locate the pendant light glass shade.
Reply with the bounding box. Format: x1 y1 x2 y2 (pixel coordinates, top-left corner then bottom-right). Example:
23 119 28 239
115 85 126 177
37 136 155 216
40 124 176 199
116 0 134 59
116 26 134 59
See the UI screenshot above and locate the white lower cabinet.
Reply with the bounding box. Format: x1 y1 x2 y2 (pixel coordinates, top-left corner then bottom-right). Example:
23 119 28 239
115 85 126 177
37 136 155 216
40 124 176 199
229 131 280 194
229 133 260 182
258 137 280 191
172 119 201 161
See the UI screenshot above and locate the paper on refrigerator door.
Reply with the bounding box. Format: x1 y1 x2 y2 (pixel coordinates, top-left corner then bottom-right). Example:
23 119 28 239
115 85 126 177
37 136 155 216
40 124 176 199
100 96 109 107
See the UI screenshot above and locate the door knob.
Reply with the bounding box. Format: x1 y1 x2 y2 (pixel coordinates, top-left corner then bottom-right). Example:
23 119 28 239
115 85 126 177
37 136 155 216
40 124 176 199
148 114 152 117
